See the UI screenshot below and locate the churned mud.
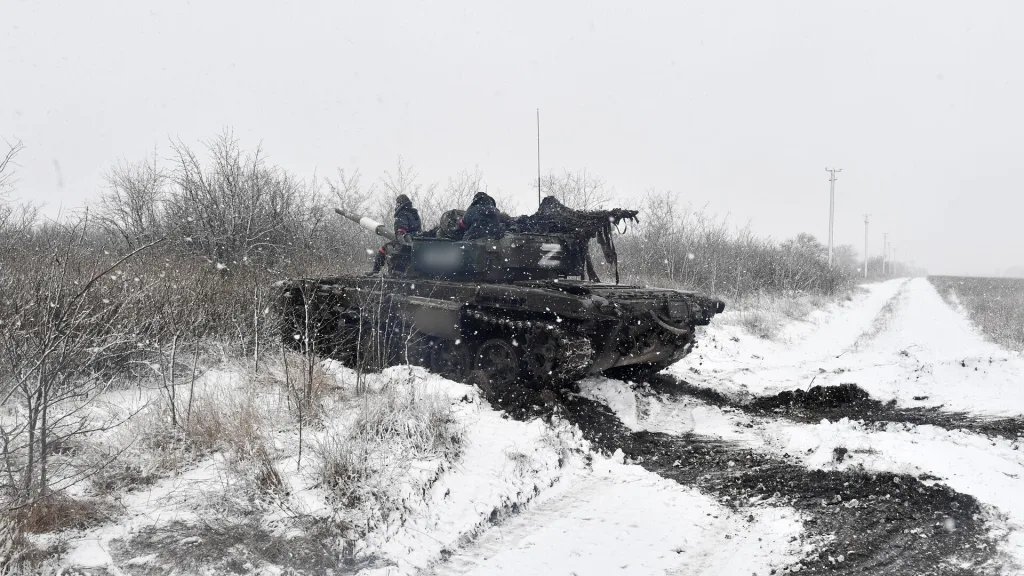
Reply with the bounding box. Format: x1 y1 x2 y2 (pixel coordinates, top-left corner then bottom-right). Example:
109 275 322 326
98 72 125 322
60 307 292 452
642 374 1024 439
488 387 1003 575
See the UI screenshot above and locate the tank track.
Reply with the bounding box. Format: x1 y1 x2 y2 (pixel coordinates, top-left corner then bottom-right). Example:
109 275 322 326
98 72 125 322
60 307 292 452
279 286 594 385
466 308 593 382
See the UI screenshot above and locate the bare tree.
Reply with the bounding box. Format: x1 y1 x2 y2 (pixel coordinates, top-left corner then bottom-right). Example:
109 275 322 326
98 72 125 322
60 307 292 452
414 167 484 227
325 168 385 270
0 214 165 507
539 169 612 211
0 140 24 195
96 152 166 249
374 157 438 224
163 130 321 267
617 190 847 295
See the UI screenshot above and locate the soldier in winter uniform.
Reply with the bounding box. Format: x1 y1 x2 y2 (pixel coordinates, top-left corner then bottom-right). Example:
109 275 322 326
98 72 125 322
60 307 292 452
460 192 505 240
392 194 422 237
370 194 422 274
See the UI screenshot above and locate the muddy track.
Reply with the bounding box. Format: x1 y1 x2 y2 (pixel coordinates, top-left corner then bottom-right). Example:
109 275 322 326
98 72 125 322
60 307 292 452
490 389 1002 575
641 374 1024 439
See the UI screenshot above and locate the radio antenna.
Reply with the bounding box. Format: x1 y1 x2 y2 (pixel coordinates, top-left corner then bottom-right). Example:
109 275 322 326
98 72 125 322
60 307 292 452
536 108 542 208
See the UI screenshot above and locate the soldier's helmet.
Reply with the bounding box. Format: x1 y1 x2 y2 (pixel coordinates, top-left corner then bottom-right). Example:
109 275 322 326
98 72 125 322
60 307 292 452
470 192 495 207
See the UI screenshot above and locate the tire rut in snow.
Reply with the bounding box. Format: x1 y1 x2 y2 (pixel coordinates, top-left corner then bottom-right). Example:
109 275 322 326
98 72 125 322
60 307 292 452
488 390 1002 575
643 374 1024 439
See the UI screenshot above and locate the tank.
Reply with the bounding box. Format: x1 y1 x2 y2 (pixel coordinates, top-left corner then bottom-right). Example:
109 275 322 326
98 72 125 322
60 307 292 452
275 198 725 398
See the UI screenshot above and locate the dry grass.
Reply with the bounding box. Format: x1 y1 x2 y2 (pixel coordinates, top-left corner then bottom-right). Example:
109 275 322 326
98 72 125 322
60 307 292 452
930 276 1024 352
182 377 286 493
0 513 69 576
718 291 833 339
277 350 334 422
0 493 112 573
108 517 359 575
315 381 464 513
10 494 112 535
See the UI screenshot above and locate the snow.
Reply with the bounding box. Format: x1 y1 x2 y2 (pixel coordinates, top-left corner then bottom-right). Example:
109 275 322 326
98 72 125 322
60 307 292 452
63 457 223 569
581 377 1024 570
351 370 805 576
684 278 1024 416
429 456 803 576
366 382 588 574
582 277 1024 571
49 363 805 576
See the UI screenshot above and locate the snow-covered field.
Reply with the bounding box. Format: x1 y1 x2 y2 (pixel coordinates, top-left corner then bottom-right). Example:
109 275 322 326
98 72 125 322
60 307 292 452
24 277 1024 575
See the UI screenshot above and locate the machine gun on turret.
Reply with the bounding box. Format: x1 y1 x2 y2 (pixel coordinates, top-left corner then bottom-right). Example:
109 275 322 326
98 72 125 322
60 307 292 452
507 197 641 283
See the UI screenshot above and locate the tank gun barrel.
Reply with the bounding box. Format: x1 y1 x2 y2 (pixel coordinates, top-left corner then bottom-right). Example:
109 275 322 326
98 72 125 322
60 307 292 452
334 208 401 243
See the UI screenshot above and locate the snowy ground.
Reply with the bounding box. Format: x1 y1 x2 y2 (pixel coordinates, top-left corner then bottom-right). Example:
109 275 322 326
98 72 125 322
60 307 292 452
426 459 803 576
582 277 1024 573
679 277 1024 415
31 277 1024 575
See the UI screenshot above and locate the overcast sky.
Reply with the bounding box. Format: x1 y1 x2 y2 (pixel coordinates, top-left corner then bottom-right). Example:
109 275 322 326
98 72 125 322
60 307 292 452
3 1 1022 276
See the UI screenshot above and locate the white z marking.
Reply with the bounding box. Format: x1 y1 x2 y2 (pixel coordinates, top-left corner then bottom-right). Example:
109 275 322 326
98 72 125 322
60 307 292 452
538 243 563 267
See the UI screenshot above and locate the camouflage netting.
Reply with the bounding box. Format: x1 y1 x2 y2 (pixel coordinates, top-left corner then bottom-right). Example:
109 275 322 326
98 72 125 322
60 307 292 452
417 197 639 282
508 197 639 281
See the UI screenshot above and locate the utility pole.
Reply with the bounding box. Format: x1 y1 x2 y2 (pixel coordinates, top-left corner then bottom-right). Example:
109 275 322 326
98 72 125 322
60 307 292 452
882 232 889 275
892 247 897 276
863 214 870 279
825 167 842 267
536 109 542 208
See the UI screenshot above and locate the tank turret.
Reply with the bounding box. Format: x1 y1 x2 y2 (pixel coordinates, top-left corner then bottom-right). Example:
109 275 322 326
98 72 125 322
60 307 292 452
334 197 638 283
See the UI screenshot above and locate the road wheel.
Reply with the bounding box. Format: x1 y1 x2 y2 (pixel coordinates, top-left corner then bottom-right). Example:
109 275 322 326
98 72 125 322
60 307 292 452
474 338 521 400
523 329 559 382
429 339 472 381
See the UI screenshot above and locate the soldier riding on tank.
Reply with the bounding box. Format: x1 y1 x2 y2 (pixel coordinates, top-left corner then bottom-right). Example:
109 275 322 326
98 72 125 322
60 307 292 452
370 194 422 275
460 192 505 240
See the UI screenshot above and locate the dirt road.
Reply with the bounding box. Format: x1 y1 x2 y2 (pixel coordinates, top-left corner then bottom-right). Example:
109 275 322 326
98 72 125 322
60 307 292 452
431 278 1024 575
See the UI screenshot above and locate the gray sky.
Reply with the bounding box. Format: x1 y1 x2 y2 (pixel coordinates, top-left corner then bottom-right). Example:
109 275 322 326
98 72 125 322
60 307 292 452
3 0 1022 276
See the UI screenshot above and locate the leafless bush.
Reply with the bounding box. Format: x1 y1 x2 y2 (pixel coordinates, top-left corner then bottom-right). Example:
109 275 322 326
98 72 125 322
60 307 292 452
280 345 335 471
0 212 165 512
280 350 331 417
164 131 330 268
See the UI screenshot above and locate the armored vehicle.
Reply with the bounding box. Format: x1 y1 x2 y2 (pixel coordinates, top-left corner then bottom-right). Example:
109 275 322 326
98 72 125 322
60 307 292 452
276 197 725 397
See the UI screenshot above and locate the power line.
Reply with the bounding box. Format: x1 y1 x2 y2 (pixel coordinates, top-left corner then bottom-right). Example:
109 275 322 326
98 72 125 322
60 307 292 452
825 167 842 267
882 232 889 275
863 214 870 279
